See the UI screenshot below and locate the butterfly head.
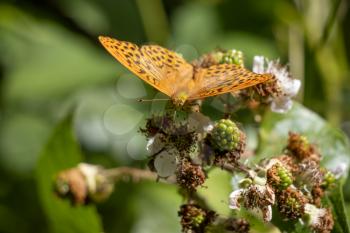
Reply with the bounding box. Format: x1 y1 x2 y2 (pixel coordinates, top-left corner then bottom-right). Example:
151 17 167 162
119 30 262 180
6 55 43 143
172 91 189 107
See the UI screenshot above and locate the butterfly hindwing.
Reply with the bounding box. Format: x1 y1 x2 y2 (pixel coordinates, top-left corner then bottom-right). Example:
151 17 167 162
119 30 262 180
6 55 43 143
190 64 273 99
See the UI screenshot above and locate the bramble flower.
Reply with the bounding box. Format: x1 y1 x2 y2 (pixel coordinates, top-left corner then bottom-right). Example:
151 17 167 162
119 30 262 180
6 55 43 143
229 189 244 210
229 182 275 222
252 56 301 113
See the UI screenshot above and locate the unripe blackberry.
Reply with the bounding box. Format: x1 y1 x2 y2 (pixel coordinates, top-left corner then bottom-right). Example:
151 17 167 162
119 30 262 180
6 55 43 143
321 171 336 189
220 49 244 67
267 164 293 190
178 204 216 233
211 119 241 151
277 187 308 219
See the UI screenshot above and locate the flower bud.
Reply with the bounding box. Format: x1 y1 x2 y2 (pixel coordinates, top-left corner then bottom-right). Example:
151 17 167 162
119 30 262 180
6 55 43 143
220 49 244 67
321 171 336 189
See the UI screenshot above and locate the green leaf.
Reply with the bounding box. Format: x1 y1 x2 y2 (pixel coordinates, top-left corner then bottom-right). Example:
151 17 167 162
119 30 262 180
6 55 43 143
36 112 102 233
328 182 350 233
257 102 350 178
197 168 232 215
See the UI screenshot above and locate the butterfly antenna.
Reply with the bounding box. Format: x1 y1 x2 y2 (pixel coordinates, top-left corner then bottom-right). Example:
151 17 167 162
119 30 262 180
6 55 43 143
137 98 169 103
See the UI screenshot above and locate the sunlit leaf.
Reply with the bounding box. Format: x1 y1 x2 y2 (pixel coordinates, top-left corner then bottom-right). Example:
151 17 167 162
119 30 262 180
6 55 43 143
36 112 102 233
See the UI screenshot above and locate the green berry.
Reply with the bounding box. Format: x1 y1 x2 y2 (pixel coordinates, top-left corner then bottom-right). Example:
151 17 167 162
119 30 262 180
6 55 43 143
220 49 244 67
322 171 336 189
211 119 241 151
277 165 293 189
267 164 293 190
192 214 205 227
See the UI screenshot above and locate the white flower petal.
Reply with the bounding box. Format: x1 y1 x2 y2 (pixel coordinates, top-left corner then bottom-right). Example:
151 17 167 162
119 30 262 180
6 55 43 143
304 204 327 227
262 205 273 222
264 158 282 170
282 79 301 97
253 56 265 74
78 163 100 193
154 149 178 177
146 133 165 154
146 137 155 152
332 163 347 179
229 189 244 209
270 97 293 114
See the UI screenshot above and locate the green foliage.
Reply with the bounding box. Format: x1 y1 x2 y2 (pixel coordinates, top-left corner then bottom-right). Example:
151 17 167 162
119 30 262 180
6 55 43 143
328 182 350 233
36 113 102 233
257 102 350 178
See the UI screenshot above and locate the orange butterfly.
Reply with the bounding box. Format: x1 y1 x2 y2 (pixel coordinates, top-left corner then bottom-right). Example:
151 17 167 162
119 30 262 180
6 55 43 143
99 36 273 106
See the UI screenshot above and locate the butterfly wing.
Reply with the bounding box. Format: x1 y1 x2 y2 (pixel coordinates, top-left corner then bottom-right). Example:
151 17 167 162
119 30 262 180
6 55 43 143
189 63 273 99
99 36 193 97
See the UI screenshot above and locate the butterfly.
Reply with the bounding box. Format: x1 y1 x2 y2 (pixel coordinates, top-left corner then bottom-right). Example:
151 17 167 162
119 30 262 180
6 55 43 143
99 36 273 106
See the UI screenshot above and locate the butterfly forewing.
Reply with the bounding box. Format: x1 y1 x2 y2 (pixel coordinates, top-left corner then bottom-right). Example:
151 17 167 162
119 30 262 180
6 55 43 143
99 36 193 97
189 64 273 99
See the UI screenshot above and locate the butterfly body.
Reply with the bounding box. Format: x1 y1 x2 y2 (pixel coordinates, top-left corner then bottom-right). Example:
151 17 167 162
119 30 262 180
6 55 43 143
99 36 273 106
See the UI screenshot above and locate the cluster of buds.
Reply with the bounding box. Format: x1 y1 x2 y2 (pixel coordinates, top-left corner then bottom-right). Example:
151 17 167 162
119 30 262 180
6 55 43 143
142 108 247 191
55 163 114 205
192 48 244 68
229 132 340 233
219 49 244 67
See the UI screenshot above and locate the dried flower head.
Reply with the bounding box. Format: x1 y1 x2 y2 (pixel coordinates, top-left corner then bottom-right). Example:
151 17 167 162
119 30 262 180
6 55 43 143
225 218 250 233
286 132 320 162
176 159 206 191
192 52 221 69
252 56 301 113
277 187 308 219
178 204 216 233
311 185 324 207
297 160 324 188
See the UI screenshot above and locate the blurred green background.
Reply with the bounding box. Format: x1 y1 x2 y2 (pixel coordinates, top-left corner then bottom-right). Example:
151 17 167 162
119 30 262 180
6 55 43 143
0 0 349 232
